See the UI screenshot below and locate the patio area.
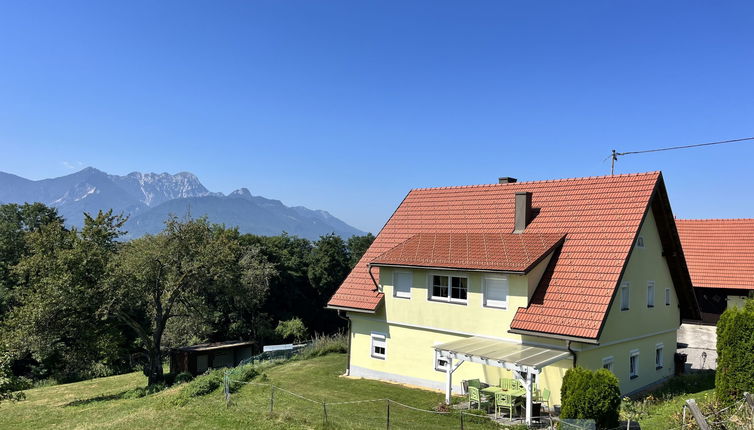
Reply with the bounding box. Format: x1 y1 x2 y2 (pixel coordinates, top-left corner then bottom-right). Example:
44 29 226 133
434 336 570 425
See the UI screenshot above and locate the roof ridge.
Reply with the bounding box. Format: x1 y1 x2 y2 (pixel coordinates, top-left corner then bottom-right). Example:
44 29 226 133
409 171 660 192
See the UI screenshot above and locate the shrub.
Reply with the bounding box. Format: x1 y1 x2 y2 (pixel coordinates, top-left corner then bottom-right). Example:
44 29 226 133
174 372 194 384
298 333 347 359
228 364 258 393
275 318 308 343
181 369 224 397
716 298 754 402
560 367 621 429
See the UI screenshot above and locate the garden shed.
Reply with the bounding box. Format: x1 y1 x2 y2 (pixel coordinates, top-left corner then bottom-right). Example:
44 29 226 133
170 340 254 375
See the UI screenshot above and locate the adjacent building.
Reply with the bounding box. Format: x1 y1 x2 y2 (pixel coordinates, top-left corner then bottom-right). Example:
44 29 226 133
328 172 699 423
676 218 754 323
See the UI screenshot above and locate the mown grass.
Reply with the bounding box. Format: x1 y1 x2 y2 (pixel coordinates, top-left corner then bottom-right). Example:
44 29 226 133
0 353 501 430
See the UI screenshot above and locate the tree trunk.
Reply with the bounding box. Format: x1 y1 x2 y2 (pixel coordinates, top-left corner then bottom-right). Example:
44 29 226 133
147 325 164 385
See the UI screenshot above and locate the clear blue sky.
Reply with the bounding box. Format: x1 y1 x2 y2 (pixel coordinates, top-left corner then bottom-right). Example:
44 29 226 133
1 1 753 233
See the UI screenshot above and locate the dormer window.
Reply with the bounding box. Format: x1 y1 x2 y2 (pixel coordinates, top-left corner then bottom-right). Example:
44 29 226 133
431 274 467 303
636 236 645 248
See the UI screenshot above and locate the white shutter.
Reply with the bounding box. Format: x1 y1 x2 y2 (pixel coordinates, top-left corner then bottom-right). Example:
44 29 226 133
394 272 412 298
484 277 508 309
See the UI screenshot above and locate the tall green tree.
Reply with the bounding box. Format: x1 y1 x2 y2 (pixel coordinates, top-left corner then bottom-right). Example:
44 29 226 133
347 233 375 268
716 298 754 401
4 210 128 381
307 234 350 332
102 218 274 384
0 203 63 316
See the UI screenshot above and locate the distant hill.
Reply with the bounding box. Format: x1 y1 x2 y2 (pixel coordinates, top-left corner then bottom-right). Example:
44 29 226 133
0 168 365 240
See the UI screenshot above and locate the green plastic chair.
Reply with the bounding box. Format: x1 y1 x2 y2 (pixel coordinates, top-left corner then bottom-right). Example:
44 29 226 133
467 379 482 390
468 386 487 410
500 378 513 390
539 388 551 412
494 392 521 420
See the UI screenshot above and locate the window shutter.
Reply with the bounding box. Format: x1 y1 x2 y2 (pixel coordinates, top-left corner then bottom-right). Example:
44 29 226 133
484 277 509 308
394 272 412 298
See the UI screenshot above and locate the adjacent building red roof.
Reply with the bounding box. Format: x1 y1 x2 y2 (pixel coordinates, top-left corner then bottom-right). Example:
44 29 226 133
328 171 687 340
370 232 565 273
676 219 754 290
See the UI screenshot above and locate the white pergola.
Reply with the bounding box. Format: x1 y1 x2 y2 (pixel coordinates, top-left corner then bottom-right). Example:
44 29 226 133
434 337 571 425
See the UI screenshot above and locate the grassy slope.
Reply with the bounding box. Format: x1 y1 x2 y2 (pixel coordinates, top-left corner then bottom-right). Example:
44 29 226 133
0 354 499 430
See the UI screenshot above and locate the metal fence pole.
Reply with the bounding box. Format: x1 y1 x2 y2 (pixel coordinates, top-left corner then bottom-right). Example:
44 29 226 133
270 386 275 413
323 402 328 427
459 411 464 430
386 399 390 430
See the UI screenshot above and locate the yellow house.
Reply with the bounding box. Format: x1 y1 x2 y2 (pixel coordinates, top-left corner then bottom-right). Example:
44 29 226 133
328 172 700 424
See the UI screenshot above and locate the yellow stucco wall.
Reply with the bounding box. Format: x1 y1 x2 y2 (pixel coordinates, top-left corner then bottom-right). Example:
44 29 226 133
346 208 681 404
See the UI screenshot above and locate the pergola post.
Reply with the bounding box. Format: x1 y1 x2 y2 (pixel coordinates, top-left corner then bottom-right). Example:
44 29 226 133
525 371 533 425
445 356 453 404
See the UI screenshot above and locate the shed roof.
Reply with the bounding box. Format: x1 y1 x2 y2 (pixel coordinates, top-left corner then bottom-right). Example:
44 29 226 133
176 340 254 352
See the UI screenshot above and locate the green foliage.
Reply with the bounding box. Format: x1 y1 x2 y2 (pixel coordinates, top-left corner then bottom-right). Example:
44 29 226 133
0 350 25 403
102 217 275 384
716 298 754 402
181 368 224 397
298 332 348 359
274 318 308 343
3 209 130 382
174 372 194 384
347 233 375 268
561 367 621 429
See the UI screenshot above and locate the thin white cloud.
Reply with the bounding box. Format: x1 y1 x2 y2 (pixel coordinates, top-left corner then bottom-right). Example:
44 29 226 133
61 160 84 170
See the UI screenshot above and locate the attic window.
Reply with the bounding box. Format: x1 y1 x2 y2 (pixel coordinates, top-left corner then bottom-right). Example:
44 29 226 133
636 236 645 248
431 275 468 303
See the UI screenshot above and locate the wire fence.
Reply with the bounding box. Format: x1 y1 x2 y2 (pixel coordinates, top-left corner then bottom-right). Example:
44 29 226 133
223 372 554 429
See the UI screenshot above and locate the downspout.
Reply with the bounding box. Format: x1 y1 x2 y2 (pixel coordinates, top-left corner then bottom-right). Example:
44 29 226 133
367 264 380 292
567 340 577 368
337 310 352 376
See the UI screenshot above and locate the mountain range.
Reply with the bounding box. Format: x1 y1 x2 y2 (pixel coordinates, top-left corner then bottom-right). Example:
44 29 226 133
0 167 365 240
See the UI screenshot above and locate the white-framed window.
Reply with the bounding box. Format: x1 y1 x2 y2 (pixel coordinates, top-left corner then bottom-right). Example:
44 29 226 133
636 236 645 248
629 349 640 379
665 288 671 306
602 356 614 372
434 350 449 372
483 276 509 309
647 281 655 308
655 343 664 369
621 282 630 311
393 271 412 299
371 332 386 359
430 274 468 303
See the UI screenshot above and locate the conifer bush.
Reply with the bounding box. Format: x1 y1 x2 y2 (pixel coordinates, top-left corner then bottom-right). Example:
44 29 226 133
560 367 621 429
716 298 754 401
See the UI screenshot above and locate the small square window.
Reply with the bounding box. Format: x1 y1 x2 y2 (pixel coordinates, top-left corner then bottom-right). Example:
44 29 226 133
629 350 640 379
655 344 664 369
665 288 671 306
621 282 630 311
602 356 614 372
647 281 655 308
636 236 645 248
371 333 386 359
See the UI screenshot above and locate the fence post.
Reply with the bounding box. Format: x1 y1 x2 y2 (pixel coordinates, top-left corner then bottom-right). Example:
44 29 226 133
745 392 754 427
682 404 686 429
270 386 275 413
224 372 230 407
459 411 464 430
685 399 710 430
323 402 328 427
386 399 390 430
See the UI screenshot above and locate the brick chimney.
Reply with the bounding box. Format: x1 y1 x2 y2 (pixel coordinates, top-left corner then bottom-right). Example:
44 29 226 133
498 177 518 184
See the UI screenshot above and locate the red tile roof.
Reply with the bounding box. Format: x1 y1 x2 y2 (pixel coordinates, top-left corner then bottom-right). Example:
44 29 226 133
328 172 663 340
370 232 565 273
676 219 754 290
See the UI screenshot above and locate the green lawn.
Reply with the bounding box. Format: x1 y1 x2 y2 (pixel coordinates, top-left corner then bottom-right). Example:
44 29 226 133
635 371 716 430
0 354 502 430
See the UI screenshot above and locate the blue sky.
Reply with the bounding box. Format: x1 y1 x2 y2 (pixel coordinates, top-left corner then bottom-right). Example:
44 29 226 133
1 1 753 233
